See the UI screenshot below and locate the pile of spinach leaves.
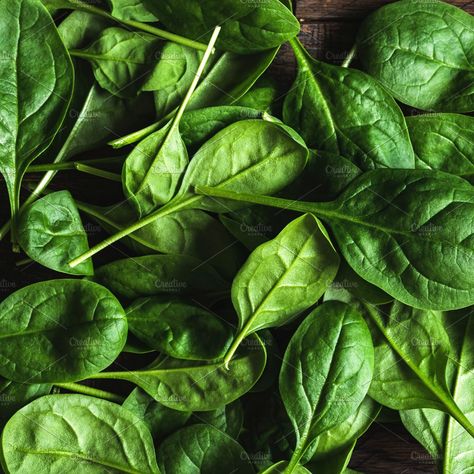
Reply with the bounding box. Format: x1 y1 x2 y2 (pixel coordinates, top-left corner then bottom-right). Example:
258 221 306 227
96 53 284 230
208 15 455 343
0 0 472 473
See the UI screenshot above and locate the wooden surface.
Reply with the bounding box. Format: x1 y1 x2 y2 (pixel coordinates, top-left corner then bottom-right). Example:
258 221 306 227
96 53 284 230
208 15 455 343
0 1 472 472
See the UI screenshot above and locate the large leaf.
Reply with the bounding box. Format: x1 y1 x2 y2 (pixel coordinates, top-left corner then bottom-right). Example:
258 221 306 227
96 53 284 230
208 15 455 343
280 302 374 466
18 191 93 276
1 394 160 473
283 39 414 170
0 280 127 383
157 424 253 474
143 0 300 54
0 0 73 228
357 0 474 112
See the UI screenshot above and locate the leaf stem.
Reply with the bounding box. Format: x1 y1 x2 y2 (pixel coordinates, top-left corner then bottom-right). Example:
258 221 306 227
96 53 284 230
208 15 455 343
341 45 357 68
55 382 124 403
66 1 209 51
26 156 125 173
108 119 166 148
74 163 122 182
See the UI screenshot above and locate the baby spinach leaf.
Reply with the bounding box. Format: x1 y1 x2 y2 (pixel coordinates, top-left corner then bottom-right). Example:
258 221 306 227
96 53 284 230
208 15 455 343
143 0 300 54
364 302 474 438
123 387 191 442
0 0 74 237
198 169 474 311
71 27 160 97
280 301 374 468
18 191 93 276
357 0 474 112
224 213 339 366
89 335 266 411
306 396 381 473
122 30 220 216
2 394 160 473
234 76 279 112
108 0 158 22
0 280 127 383
283 39 414 170
191 400 244 439
400 308 474 473
157 424 253 474
92 254 229 301
260 462 311 473
126 297 233 360
407 113 474 182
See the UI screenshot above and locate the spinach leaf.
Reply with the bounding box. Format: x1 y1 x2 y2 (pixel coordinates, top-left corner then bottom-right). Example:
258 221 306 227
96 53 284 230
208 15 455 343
157 424 253 474
224 213 339 366
280 301 374 468
407 113 474 182
234 76 279 112
89 335 266 411
364 302 474 438
123 387 191 442
126 297 233 360
191 400 244 439
77 201 245 280
143 0 300 54
198 169 474 311
71 27 160 97
306 396 381 473
400 308 474 472
2 394 160 473
283 39 414 170
261 463 311 473
357 0 474 112
18 191 93 276
0 280 127 383
0 0 73 238
108 0 158 22
92 254 229 301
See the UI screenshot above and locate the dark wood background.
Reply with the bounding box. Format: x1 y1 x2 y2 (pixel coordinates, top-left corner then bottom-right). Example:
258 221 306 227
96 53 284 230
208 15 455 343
1 1 473 473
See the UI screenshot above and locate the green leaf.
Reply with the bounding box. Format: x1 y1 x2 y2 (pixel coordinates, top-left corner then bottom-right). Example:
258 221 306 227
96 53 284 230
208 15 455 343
126 297 233 360
143 0 300 54
1 394 160 473
0 0 74 230
90 335 266 411
280 301 374 467
400 308 474 472
157 424 253 474
122 120 189 215
357 0 474 112
0 280 127 383
18 191 93 276
72 27 160 98
407 113 474 182
260 462 311 473
365 302 474 437
234 76 280 112
123 387 191 442
283 39 414 170
225 214 339 366
91 254 229 301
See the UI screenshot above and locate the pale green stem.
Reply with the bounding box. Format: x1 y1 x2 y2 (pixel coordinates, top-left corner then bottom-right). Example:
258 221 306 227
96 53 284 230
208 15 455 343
55 382 124 403
342 45 357 68
74 163 122 182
